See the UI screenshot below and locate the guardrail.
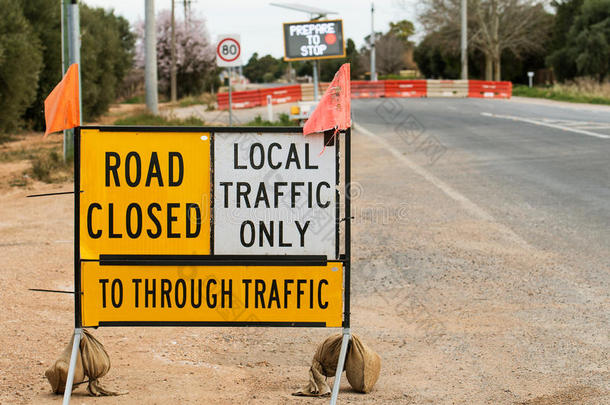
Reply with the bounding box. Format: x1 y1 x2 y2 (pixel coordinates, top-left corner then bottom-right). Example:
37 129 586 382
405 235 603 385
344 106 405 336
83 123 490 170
217 80 512 109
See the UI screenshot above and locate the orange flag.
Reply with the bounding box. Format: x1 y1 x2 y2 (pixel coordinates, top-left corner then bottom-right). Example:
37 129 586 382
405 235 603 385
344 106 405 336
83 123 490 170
44 63 80 137
303 63 351 136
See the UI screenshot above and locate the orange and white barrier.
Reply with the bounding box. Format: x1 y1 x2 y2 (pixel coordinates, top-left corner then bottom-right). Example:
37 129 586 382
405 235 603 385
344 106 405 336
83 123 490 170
384 80 427 98
468 80 512 99
217 79 512 109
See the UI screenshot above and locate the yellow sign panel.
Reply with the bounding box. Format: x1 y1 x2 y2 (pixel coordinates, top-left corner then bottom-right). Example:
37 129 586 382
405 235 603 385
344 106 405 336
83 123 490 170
79 129 211 259
81 261 343 327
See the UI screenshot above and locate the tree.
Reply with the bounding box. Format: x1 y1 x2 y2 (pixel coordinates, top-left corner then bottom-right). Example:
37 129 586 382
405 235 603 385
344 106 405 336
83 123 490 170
136 11 216 97
360 26 410 77
414 31 461 78
0 0 42 133
243 53 286 83
419 0 552 80
81 6 135 119
548 0 610 81
20 0 62 131
389 20 415 43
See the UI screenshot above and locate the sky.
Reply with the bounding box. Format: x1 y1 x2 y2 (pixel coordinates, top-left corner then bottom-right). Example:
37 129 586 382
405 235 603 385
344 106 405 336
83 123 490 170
83 0 420 61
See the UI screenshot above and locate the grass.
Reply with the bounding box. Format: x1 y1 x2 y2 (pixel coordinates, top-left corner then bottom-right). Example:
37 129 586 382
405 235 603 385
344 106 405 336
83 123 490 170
0 133 16 145
379 73 422 80
29 149 73 183
0 146 44 163
114 113 205 126
245 113 294 127
513 78 610 105
177 93 216 110
122 94 145 104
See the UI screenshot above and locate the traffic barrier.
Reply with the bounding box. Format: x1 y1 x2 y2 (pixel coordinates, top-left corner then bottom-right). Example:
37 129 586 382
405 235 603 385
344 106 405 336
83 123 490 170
218 79 512 108
351 81 385 98
260 85 302 105
468 80 512 98
301 83 331 101
427 80 469 97
384 80 427 98
217 89 261 110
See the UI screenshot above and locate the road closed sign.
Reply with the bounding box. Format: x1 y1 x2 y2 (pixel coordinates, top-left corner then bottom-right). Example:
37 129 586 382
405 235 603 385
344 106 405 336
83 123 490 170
79 129 211 259
80 261 343 327
75 126 347 328
216 34 242 67
283 20 345 61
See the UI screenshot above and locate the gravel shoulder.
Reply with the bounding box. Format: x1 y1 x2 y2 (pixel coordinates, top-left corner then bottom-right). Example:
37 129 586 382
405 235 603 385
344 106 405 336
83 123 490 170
0 118 608 404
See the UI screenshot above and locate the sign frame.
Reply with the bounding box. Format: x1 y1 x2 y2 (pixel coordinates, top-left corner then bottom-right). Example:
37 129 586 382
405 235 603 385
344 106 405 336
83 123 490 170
282 19 346 61
73 125 351 329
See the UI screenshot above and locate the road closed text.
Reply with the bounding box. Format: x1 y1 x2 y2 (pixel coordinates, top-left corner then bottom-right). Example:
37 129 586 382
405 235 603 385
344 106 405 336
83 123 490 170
81 262 344 327
79 130 211 258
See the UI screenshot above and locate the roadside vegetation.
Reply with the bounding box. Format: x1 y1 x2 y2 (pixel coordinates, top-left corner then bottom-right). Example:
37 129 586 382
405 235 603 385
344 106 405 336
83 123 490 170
114 113 205 126
513 79 610 105
176 93 216 109
245 114 294 127
0 132 73 188
29 149 73 183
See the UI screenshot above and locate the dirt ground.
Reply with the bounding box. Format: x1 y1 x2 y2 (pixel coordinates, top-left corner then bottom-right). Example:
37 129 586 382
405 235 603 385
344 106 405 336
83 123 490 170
0 126 608 404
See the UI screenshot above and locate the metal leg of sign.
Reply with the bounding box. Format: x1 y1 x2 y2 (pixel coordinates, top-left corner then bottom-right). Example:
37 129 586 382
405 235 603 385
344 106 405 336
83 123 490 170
329 328 351 405
62 328 83 405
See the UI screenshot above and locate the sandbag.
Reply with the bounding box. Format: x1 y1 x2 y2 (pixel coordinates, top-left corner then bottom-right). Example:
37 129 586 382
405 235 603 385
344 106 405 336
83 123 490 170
292 334 344 396
45 330 124 396
345 335 381 393
45 333 85 394
80 329 123 396
293 333 381 397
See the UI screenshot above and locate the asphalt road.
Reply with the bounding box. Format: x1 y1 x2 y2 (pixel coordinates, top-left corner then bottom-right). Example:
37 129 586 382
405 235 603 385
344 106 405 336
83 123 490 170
348 97 609 403
353 97 610 271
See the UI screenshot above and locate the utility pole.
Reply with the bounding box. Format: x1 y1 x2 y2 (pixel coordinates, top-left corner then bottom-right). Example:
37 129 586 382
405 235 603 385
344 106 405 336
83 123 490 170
170 0 177 103
60 0 81 161
228 68 233 125
370 2 376 81
145 0 159 115
313 60 319 101
460 0 468 80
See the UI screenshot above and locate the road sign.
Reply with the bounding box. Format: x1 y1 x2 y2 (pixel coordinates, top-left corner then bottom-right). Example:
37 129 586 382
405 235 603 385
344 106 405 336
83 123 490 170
213 132 337 257
283 20 345 61
75 126 348 328
80 261 343 327
216 35 242 67
79 129 211 259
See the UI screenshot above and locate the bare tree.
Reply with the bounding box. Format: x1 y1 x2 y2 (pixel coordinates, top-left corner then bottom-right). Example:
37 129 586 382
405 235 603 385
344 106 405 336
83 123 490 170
360 31 409 76
419 0 551 80
376 33 408 75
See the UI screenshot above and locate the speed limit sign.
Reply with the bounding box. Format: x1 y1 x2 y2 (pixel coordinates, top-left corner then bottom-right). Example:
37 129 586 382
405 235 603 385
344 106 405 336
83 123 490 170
216 35 242 67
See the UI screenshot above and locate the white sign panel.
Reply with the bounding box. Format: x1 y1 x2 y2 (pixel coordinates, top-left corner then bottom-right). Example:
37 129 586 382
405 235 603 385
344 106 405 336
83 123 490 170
216 35 242 67
214 132 336 257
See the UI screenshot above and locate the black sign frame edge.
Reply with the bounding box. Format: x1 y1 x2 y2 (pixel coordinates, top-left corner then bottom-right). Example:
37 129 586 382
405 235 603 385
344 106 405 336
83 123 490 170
74 126 351 329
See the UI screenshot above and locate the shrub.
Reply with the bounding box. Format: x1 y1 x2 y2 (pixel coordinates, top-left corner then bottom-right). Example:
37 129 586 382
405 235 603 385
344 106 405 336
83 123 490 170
0 0 43 133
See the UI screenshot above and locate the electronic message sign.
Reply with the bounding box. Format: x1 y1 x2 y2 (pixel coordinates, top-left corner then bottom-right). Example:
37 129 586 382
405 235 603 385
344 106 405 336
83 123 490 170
283 20 345 61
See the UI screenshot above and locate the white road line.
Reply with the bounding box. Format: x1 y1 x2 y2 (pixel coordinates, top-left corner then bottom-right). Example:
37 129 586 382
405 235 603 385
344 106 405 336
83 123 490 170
352 122 530 247
481 112 610 139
